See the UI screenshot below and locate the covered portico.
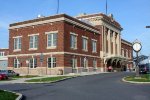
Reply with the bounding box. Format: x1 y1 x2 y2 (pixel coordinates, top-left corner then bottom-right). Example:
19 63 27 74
105 56 127 72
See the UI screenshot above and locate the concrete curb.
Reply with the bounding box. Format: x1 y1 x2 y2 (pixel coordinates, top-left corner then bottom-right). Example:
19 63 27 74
3 89 22 100
23 76 78 84
22 72 108 84
122 77 150 84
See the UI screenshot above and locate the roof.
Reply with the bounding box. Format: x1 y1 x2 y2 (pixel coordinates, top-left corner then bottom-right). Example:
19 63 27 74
121 39 132 46
9 14 100 34
76 13 122 30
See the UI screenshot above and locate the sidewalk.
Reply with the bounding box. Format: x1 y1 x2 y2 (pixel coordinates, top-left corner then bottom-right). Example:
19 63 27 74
0 72 108 84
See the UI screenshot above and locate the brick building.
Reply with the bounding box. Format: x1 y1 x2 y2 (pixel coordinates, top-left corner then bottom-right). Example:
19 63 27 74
0 48 9 70
8 13 133 75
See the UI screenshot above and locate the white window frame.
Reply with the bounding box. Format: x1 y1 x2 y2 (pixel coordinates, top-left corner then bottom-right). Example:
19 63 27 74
13 37 22 51
14 59 20 68
92 39 97 53
82 36 88 51
0 52 5 56
29 35 38 50
29 58 37 68
83 58 88 69
46 32 57 49
47 57 56 68
71 58 77 69
70 32 78 49
93 59 97 69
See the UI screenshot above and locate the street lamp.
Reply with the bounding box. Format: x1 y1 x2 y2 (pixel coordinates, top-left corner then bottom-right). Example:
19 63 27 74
133 39 142 77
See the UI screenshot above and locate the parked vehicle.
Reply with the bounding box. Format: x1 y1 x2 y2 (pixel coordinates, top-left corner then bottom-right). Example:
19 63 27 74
139 63 150 74
0 70 19 77
0 74 8 80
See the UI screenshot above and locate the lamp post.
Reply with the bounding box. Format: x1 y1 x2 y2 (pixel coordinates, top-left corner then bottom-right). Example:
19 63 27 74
146 26 150 80
133 39 142 77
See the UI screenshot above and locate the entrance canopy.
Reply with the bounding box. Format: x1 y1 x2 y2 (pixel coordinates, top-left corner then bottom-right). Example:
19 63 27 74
105 56 127 65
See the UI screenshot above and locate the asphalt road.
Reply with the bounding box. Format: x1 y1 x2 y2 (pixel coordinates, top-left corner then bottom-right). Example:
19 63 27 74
0 72 150 100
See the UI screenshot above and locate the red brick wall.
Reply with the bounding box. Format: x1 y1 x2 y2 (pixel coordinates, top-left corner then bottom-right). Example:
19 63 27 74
9 21 65 55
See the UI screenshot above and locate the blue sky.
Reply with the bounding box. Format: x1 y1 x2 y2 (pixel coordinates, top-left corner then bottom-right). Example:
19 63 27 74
0 0 150 55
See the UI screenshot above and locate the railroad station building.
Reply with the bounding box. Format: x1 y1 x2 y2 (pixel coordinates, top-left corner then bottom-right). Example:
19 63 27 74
8 13 133 75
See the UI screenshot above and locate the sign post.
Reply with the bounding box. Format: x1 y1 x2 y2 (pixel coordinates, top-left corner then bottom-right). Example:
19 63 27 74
40 53 44 76
133 39 142 77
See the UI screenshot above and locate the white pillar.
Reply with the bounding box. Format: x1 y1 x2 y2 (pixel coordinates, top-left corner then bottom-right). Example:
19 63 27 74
113 32 116 55
107 29 111 55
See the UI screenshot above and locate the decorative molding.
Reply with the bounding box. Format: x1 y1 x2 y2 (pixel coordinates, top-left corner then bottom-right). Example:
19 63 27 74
9 17 100 34
8 52 100 58
45 31 58 34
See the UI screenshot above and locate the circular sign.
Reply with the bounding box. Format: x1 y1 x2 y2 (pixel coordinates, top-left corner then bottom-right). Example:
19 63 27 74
133 40 142 52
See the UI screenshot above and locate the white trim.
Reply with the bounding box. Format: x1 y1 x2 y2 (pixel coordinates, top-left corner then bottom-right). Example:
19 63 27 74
45 31 58 34
13 49 21 52
46 46 56 49
9 17 65 29
13 36 22 38
82 36 88 39
9 17 100 34
70 32 78 36
65 18 100 34
91 39 97 42
8 52 100 58
28 33 39 36
29 48 38 51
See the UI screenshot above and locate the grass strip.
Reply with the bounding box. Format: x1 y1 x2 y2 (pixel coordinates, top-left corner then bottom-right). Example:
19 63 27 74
26 76 73 82
0 90 18 100
12 75 39 78
124 74 150 82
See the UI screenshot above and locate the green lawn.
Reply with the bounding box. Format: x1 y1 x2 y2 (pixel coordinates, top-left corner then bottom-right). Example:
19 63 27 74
0 90 18 100
26 76 74 82
124 74 150 82
12 75 39 78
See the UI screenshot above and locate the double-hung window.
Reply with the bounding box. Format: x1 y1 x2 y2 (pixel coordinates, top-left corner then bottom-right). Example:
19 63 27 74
71 58 77 69
82 36 88 51
47 32 57 48
92 39 97 52
0 52 5 56
83 58 88 69
47 57 56 68
14 37 21 50
93 59 97 69
29 58 37 68
14 59 20 68
29 35 38 49
70 33 77 49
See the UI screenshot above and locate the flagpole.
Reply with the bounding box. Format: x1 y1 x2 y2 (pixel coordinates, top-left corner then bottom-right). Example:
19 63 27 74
106 0 108 15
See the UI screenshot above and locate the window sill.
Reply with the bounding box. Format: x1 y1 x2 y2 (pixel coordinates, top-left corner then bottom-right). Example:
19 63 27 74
82 49 88 52
92 51 97 53
13 49 21 52
29 68 37 69
70 48 77 50
14 68 20 69
47 46 56 49
29 48 38 51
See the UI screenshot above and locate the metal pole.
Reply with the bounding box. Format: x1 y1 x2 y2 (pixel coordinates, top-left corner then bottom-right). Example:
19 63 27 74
136 52 140 77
